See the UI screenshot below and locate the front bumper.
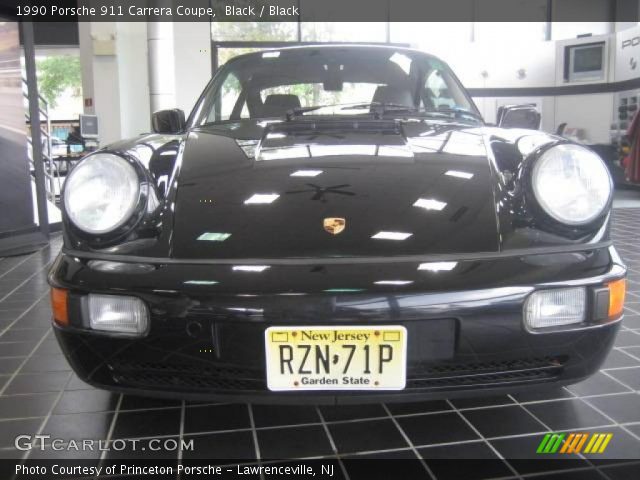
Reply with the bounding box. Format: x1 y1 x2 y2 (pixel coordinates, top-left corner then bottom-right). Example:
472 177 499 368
49 246 626 404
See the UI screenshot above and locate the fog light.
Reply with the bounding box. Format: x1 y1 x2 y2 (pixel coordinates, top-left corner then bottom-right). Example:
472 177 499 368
525 287 586 330
88 294 149 335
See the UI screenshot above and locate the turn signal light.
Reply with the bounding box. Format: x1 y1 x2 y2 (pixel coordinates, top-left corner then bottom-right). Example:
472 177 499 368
608 278 626 320
50 288 69 327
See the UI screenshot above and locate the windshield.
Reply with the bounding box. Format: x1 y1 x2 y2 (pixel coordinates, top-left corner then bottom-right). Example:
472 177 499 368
191 47 481 126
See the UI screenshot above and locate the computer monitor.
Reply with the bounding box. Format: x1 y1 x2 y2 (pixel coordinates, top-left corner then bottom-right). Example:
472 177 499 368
566 42 605 82
79 114 99 139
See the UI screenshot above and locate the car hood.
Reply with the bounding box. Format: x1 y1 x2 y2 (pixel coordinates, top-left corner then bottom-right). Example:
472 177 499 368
171 121 499 259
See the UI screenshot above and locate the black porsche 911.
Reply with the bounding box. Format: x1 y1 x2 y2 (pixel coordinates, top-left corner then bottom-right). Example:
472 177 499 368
49 45 626 404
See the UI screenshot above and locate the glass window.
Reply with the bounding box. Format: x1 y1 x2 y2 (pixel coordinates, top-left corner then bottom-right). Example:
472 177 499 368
301 22 387 42
474 22 547 44
211 22 297 42
390 23 472 49
550 22 612 41
194 47 479 125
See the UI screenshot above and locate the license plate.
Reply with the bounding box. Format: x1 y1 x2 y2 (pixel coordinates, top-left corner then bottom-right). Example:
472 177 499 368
265 326 407 391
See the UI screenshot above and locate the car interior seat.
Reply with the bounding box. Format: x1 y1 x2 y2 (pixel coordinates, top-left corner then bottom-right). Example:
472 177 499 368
261 94 302 118
371 86 414 110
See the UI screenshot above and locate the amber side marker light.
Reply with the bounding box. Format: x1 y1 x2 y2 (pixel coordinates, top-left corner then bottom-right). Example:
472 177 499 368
608 278 626 320
50 288 69 327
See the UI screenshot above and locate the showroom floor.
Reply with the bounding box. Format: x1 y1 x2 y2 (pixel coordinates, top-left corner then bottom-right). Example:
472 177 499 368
1 206 640 479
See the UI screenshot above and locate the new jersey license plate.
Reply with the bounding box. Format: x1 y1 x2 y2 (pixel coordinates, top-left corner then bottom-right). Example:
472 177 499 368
265 326 407 391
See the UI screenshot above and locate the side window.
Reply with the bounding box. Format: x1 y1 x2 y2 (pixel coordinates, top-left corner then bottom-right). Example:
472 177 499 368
424 70 456 109
206 72 247 122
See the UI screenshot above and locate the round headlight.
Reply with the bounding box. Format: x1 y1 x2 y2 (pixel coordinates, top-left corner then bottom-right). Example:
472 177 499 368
64 153 140 234
532 144 612 225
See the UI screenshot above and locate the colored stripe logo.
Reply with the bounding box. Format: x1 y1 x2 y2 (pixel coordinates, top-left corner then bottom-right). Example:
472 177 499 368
537 433 612 454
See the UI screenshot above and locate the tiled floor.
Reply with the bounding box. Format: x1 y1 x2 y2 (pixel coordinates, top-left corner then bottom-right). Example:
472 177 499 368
1 208 640 479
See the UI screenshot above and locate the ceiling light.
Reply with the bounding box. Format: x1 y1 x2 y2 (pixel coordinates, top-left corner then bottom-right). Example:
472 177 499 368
445 170 474 179
413 198 447 211
374 280 414 285
233 265 270 272
184 280 219 285
371 231 412 241
244 194 279 204
197 232 231 241
418 262 457 272
290 170 323 177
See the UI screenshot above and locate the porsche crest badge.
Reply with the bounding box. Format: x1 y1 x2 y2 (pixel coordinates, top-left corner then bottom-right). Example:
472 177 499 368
323 217 346 235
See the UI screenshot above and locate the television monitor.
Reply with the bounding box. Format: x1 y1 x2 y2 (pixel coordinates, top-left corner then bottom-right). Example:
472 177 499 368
567 42 605 82
79 114 99 139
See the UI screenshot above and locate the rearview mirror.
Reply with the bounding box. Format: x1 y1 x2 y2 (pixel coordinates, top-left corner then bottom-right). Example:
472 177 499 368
497 104 541 130
151 109 186 134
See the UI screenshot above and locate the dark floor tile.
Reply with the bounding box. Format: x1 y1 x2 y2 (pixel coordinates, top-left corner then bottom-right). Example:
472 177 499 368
603 349 640 369
20 353 70 373
581 427 640 459
386 400 451 416
319 404 386 422
347 448 418 459
419 442 513 480
119 395 180 411
344 450 429 479
586 393 640 424
512 387 574 403
490 436 589 472
450 395 515 409
0 357 23 374
524 399 612 430
396 412 479 446
605 367 640 390
258 425 333 459
622 315 640 329
183 431 256 461
615 331 640 348
65 373 95 391
567 372 634 396
252 404 319 428
32 338 62 355
537 468 608 480
600 462 640 480
328 418 407 454
43 412 114 441
30 443 103 460
104 438 179 461
0 329 47 342
113 409 181 439
0 342 37 357
0 393 58 419
184 403 250 433
54 389 119 415
627 423 640 437
0 418 42 448
4 371 69 395
462 405 546 438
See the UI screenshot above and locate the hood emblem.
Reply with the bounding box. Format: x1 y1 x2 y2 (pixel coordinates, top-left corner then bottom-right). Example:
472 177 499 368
324 217 346 235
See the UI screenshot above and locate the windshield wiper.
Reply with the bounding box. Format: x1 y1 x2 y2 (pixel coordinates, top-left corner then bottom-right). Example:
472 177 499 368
341 102 418 118
285 105 333 121
423 107 484 122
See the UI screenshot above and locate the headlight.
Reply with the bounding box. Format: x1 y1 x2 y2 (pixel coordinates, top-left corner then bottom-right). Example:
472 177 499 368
64 153 140 234
532 144 612 225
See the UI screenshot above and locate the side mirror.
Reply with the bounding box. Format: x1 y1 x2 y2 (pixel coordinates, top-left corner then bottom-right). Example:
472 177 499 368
497 104 541 130
151 109 186 134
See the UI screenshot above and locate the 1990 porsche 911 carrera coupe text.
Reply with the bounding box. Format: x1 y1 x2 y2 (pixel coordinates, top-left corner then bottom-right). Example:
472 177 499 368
49 45 626 403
